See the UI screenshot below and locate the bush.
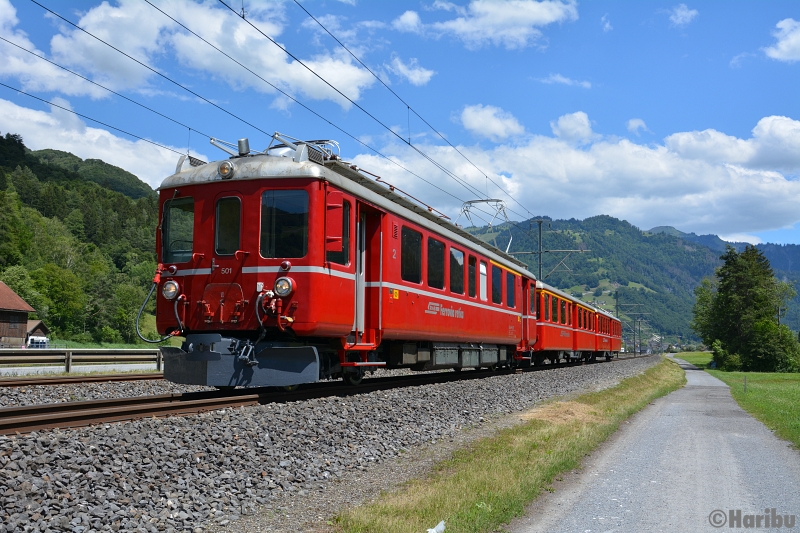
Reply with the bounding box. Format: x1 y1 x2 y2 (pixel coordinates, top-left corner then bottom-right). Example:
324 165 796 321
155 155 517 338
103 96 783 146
712 340 742 371
95 325 123 344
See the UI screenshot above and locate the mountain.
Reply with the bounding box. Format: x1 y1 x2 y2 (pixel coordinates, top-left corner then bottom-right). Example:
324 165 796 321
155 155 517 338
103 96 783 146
647 225 739 253
31 148 155 200
470 216 800 343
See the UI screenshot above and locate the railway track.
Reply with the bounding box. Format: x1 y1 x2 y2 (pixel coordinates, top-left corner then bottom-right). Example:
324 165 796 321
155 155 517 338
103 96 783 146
0 373 164 387
0 355 653 435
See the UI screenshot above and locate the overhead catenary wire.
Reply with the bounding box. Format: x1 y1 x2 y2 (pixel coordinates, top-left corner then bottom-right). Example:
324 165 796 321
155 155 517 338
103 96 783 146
144 0 473 206
290 0 537 222
216 0 490 204
28 0 469 208
0 81 184 156
30 0 272 137
0 35 213 142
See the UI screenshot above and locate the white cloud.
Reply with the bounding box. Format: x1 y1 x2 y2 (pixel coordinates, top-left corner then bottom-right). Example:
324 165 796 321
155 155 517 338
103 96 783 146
0 0 105 98
461 104 524 141
669 4 698 27
601 14 612 32
626 118 650 135
348 112 800 239
550 111 596 143
538 73 591 88
763 18 800 62
718 233 762 245
665 116 800 172
0 0 375 108
392 10 423 33
392 0 578 50
0 97 203 189
386 56 435 86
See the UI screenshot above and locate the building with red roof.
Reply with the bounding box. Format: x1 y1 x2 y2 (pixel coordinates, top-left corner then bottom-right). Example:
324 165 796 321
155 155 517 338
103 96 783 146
0 281 36 347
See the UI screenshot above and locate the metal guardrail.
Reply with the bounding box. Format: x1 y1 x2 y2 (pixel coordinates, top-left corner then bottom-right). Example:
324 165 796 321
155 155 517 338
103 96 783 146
0 349 162 372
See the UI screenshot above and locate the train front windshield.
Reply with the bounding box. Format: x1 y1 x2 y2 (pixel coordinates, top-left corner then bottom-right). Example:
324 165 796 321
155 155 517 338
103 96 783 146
162 197 194 263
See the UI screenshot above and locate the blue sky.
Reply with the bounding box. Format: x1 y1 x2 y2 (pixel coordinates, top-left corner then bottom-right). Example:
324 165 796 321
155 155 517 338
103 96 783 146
1 0 799 244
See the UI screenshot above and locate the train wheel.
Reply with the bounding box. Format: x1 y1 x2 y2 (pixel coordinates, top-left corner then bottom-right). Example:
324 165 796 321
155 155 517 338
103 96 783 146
343 369 364 386
283 384 299 392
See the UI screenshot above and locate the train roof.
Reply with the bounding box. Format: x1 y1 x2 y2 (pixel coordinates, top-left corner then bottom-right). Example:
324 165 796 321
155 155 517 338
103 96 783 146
160 150 534 278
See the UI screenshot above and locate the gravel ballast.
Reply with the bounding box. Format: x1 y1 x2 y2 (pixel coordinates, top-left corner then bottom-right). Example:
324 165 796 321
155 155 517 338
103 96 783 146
0 356 658 533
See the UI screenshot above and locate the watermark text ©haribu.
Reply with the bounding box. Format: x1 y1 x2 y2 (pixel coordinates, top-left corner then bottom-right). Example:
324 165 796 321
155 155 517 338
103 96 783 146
708 509 796 528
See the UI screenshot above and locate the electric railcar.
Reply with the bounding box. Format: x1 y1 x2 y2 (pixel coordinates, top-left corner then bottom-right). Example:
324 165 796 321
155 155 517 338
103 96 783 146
151 134 621 388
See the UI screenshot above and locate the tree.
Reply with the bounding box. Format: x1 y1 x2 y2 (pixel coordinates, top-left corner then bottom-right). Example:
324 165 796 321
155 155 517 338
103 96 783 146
692 245 799 372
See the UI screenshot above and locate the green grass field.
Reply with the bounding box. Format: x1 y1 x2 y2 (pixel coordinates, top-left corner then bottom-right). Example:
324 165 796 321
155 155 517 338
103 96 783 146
335 358 685 533
708 370 800 449
675 351 713 368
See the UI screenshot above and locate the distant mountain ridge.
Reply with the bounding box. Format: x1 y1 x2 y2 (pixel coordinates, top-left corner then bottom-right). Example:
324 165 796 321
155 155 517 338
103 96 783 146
647 225 742 253
31 149 154 200
648 225 800 273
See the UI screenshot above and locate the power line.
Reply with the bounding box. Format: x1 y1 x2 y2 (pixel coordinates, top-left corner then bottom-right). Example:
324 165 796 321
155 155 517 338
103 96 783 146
0 35 212 141
144 0 470 205
30 0 466 206
216 0 489 203
291 0 536 221
0 81 184 156
30 0 271 137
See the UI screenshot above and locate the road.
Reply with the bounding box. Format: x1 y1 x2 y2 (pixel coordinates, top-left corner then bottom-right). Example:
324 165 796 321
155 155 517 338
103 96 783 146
506 357 800 533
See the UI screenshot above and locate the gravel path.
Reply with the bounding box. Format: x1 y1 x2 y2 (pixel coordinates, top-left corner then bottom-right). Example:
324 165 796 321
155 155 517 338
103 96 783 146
505 358 800 533
0 356 657 533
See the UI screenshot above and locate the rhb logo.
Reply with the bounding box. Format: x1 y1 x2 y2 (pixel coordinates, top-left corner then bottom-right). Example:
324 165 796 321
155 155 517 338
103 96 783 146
424 302 465 319
425 302 441 315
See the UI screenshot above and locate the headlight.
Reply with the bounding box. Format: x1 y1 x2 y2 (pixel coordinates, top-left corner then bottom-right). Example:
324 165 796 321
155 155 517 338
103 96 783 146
218 160 235 179
162 280 180 300
274 277 294 297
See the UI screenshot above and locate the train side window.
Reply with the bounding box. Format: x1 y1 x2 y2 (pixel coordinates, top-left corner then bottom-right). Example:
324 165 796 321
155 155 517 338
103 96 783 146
468 256 477 297
530 285 537 316
479 261 488 301
506 272 516 308
326 200 350 265
401 227 423 283
551 296 558 323
578 308 583 329
215 197 241 256
163 197 194 263
261 190 309 258
560 300 567 324
450 248 465 294
491 265 503 304
427 237 445 289
544 294 550 321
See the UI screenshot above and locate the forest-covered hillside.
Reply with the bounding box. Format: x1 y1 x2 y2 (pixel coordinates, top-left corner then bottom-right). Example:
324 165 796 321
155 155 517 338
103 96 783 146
470 216 800 345
0 132 158 344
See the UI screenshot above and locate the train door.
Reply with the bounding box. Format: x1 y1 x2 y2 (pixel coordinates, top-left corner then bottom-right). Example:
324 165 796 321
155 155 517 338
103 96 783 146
524 281 537 348
349 203 383 347
354 212 366 337
199 192 249 328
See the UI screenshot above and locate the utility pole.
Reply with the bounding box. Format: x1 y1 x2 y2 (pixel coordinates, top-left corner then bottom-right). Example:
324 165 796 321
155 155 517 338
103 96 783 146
509 219 590 281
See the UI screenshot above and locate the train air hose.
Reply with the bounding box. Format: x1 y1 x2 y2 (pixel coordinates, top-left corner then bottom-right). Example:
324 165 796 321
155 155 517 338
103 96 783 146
135 267 180 344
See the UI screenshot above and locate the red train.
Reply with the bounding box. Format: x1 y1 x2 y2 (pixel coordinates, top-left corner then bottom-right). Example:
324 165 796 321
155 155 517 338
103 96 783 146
151 134 621 387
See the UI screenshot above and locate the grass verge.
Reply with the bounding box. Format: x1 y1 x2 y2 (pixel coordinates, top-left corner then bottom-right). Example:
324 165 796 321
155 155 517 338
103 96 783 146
335 358 685 533
707 370 800 449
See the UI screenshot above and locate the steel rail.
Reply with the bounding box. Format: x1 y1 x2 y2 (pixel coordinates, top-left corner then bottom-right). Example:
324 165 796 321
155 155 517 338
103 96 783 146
0 355 652 435
0 373 164 387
